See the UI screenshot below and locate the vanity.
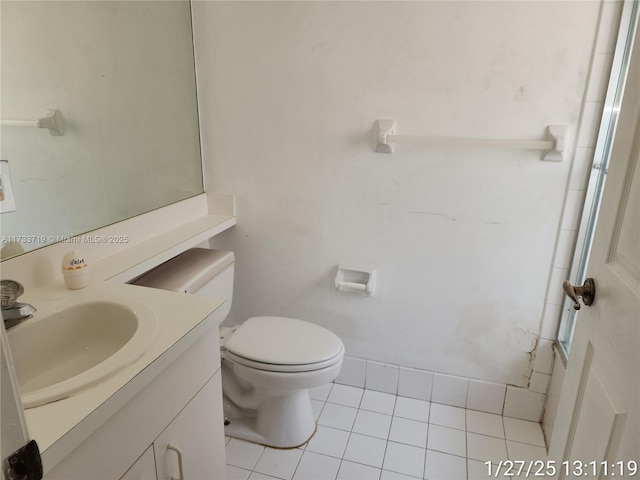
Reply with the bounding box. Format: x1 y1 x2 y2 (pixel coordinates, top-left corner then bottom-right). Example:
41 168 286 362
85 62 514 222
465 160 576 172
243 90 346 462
2 194 236 479
29 285 225 480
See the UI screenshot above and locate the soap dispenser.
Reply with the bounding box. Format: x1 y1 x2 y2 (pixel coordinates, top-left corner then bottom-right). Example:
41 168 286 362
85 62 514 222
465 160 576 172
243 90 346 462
61 251 90 289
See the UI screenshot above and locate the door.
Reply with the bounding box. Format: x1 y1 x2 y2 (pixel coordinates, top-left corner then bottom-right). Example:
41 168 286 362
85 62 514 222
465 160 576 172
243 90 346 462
547 18 640 480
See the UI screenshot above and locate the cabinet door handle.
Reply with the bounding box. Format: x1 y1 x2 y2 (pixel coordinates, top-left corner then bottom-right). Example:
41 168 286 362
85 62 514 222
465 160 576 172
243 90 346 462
166 444 184 480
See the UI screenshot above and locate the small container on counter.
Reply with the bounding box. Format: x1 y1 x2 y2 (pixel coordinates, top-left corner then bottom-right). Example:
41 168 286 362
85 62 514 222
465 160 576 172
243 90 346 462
61 251 90 289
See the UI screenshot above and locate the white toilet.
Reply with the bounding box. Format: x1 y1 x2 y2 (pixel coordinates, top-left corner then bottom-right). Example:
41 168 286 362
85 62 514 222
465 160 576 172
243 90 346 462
133 248 344 448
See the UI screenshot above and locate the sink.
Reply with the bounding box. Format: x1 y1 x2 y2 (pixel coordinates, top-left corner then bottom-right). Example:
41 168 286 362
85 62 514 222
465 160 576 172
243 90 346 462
7 299 158 408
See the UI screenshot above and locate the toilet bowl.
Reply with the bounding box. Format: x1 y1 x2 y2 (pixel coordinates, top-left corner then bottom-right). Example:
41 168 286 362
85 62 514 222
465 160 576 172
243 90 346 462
132 248 344 449
220 316 344 448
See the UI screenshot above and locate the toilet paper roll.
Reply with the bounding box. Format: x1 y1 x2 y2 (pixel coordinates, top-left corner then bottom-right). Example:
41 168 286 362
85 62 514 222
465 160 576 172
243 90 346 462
336 281 367 292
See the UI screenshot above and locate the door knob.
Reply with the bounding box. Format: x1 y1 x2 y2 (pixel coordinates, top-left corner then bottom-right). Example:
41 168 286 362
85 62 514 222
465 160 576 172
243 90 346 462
562 278 595 310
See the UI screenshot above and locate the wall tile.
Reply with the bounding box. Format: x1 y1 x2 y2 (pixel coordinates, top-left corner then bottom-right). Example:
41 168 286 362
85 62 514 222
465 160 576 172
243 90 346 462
335 356 366 388
529 372 551 394
595 0 624 54
586 53 614 102
553 229 579 270
466 379 506 415
431 374 469 408
503 386 545 422
569 147 595 191
533 339 555 374
548 352 566 396
576 102 604 148
366 361 399 394
398 367 433 401
539 303 563 341
560 189 587 231
547 268 570 306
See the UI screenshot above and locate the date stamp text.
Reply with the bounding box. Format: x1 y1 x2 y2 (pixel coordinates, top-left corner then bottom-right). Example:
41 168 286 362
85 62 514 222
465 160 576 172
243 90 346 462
486 460 638 477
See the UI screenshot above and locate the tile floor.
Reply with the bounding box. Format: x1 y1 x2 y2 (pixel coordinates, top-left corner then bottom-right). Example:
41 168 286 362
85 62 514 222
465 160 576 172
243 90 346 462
225 383 548 480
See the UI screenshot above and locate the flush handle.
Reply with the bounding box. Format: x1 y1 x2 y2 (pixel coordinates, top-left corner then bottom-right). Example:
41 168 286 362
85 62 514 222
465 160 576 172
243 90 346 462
562 278 595 310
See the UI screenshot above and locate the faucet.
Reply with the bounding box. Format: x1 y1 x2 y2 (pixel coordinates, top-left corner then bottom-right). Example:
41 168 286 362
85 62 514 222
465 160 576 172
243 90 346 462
1 280 36 329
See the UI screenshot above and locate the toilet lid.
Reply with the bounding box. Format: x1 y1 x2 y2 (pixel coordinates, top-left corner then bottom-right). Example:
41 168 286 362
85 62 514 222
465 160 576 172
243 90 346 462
225 316 344 366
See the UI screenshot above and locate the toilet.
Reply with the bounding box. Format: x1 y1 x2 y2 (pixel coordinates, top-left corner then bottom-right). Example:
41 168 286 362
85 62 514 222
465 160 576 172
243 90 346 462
133 248 344 448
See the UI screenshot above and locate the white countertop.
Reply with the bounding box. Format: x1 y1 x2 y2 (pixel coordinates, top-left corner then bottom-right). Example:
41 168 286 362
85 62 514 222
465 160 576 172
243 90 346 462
1 194 236 472
20 279 227 473
4 198 237 473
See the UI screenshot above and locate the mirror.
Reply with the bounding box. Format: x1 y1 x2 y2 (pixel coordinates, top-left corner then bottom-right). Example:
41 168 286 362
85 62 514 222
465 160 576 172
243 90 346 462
0 1 204 260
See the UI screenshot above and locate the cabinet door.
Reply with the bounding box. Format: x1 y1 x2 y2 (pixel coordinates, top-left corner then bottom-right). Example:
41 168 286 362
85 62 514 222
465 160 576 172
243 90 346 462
120 445 157 480
154 372 226 480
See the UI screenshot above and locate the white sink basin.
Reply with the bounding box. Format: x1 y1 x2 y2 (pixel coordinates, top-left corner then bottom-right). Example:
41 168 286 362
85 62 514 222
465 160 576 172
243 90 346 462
7 299 158 408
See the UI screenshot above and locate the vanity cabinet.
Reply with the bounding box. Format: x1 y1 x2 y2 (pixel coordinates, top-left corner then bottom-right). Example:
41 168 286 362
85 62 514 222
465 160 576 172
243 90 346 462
154 373 225 480
120 446 156 480
119 373 225 480
45 327 226 480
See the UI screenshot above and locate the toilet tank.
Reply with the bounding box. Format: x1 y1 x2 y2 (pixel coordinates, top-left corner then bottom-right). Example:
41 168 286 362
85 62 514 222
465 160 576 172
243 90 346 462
132 248 235 321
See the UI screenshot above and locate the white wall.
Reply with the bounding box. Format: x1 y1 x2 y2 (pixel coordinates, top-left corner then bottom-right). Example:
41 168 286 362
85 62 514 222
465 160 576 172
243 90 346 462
194 1 602 387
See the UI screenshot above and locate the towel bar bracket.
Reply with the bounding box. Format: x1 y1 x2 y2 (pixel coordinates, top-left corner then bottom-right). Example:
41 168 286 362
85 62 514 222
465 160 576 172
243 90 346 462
1 109 65 136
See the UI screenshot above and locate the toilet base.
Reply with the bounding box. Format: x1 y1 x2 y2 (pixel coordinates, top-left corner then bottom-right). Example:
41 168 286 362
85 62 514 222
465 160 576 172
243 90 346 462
224 389 317 448
224 416 317 450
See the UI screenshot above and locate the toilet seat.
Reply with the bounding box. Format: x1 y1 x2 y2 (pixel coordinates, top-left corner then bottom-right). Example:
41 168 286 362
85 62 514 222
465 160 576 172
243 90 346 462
224 350 343 373
224 316 344 372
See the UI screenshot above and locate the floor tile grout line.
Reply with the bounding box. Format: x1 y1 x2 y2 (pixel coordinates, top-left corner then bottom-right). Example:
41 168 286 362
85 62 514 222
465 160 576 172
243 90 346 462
289 443 309 480
227 430 545 477
228 384 549 479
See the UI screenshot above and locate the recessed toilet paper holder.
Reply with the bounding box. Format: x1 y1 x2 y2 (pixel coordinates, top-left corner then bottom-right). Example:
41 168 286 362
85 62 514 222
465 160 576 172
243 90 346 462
335 265 376 295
